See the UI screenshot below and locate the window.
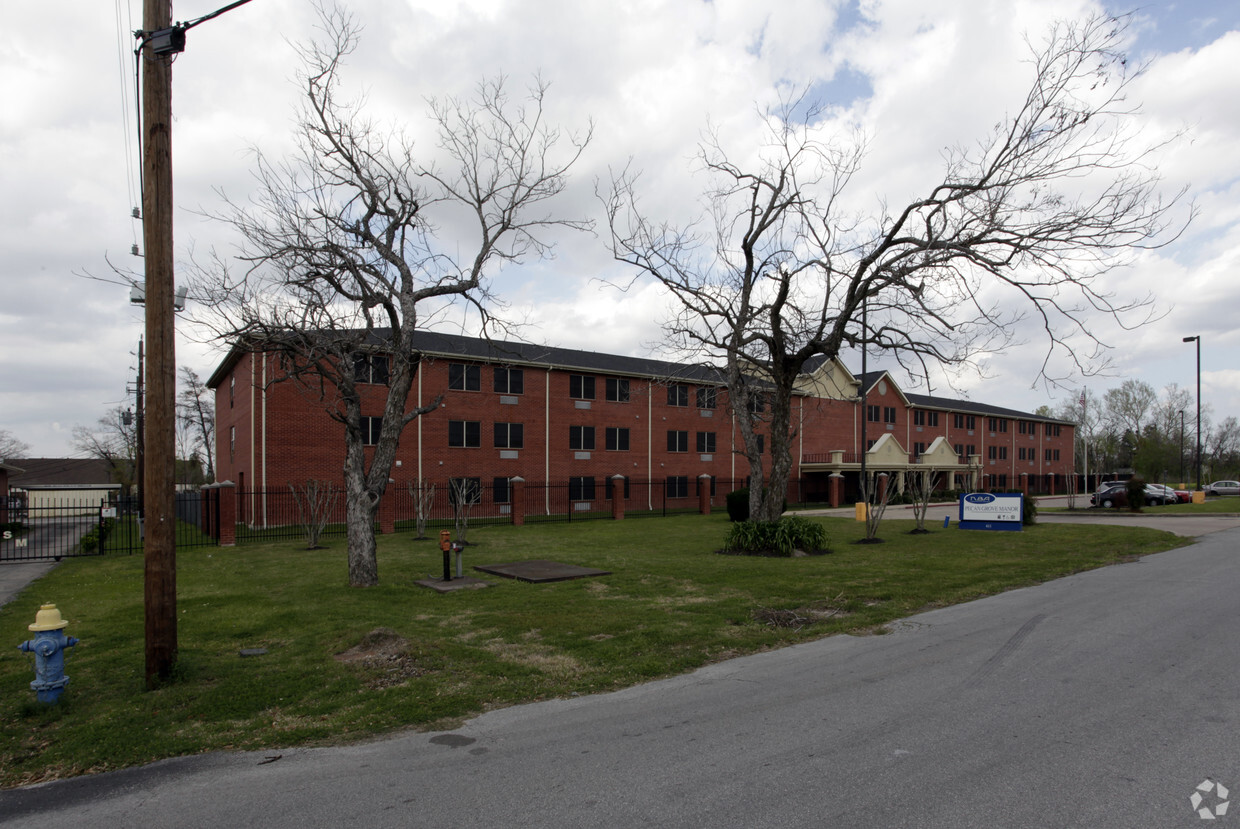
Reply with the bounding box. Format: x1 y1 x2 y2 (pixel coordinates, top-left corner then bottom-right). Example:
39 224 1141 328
606 377 630 403
361 416 384 446
493 422 524 449
913 410 939 427
1046 423 1062 437
954 443 964 457
449 363 480 391
696 431 716 453
884 406 897 424
696 387 717 409
448 420 480 448
605 427 630 451
569 476 596 501
867 405 881 422
756 435 765 454
966 444 976 457
448 477 481 505
913 442 926 457
570 374 596 400
229 425 235 461
229 375 235 408
493 477 512 504
988 446 1008 460
569 425 595 451
494 367 524 394
954 414 976 430
748 394 766 413
988 417 1008 433
666 475 689 498
667 430 689 452
1045 449 1061 461
667 384 689 407
354 353 390 386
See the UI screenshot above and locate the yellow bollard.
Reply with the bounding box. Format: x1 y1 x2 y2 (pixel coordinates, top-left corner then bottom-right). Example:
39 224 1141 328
855 502 868 521
1193 491 1206 504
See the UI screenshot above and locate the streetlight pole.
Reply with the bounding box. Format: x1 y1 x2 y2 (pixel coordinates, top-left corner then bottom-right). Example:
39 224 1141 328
1183 336 1202 490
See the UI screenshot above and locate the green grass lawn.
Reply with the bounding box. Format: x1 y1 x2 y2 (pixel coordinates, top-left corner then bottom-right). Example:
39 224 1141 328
0 513 1192 788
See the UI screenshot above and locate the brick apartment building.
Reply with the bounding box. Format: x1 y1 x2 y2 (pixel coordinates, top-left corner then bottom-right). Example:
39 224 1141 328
207 331 1076 521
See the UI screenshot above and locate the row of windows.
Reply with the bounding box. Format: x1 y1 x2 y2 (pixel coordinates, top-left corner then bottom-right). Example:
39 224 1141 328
450 422 728 453
449 475 719 504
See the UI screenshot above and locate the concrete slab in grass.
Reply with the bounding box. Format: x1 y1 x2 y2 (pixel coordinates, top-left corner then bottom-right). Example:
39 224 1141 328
473 560 612 583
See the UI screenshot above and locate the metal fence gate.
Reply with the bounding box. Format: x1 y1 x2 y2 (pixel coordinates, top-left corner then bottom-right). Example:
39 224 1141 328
1 489 114 563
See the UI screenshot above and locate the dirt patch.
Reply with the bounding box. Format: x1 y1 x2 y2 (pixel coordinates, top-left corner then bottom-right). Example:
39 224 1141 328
334 627 427 689
752 595 849 630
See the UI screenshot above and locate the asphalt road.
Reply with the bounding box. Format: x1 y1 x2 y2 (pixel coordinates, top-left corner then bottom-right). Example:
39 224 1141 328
4 526 1240 828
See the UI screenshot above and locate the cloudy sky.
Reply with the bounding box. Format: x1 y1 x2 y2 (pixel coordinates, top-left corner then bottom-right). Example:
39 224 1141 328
2 0 1238 458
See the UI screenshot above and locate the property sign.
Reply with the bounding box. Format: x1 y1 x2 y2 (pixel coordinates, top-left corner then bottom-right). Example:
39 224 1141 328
958 493 1023 531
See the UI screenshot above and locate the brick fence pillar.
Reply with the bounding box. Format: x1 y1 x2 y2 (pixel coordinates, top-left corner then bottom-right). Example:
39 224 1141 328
611 475 626 521
698 474 712 515
828 473 842 508
211 481 237 547
1020 472 1029 497
511 477 526 526
876 472 889 504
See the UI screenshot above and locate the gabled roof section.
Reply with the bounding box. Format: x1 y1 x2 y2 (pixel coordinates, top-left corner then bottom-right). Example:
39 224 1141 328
8 458 123 487
904 391 1071 424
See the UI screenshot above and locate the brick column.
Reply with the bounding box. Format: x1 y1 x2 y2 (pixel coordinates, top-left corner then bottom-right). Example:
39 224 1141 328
211 481 237 547
828 473 842 508
510 477 525 526
698 474 712 515
877 472 888 504
1020 473 1029 497
611 475 626 521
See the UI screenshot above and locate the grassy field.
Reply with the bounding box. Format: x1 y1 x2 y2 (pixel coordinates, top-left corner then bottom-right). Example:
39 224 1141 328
0 512 1193 788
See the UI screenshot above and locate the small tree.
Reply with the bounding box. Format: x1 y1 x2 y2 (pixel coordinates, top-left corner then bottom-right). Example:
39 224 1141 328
289 479 339 549
861 472 891 543
409 481 436 540
909 468 941 534
449 477 479 546
1125 477 1146 513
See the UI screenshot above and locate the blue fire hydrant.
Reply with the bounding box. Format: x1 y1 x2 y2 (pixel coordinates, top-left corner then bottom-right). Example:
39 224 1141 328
18 603 78 704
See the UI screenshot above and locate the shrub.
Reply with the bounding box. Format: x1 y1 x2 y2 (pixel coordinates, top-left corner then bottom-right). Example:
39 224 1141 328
723 516 831 557
726 488 750 522
1022 493 1038 525
1125 477 1146 512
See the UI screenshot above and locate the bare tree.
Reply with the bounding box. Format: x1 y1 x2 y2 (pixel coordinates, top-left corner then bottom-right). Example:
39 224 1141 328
449 477 478 547
604 14 1188 522
72 407 137 491
908 468 941 533
0 429 30 461
861 472 891 543
409 480 436 540
177 367 215 482
193 7 590 586
289 479 339 549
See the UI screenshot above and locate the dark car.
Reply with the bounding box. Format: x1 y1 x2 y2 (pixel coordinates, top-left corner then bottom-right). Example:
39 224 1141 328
1090 481 1177 508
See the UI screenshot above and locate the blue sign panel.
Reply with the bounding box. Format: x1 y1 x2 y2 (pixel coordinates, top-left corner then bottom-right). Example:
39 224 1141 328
958 493 1023 531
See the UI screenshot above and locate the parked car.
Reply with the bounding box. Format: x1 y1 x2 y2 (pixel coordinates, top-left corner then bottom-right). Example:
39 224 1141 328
1143 484 1181 506
1205 480 1240 497
1172 488 1194 503
1090 481 1178 508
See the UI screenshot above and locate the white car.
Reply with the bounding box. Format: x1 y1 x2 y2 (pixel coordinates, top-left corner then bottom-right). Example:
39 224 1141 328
1205 480 1240 497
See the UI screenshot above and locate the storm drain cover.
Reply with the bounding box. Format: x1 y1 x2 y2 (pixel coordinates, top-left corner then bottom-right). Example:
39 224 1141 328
473 560 611 583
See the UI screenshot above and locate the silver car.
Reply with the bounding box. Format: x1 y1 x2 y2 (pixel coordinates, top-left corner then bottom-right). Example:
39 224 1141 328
1205 480 1240 497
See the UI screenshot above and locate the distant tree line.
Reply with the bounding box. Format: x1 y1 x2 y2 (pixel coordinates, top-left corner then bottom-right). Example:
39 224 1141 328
1046 380 1239 484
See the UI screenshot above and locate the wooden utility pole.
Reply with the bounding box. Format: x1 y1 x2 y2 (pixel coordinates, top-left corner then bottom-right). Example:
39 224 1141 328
141 0 178 686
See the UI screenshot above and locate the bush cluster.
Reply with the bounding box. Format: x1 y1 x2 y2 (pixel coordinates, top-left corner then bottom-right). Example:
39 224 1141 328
722 516 831 557
78 518 116 554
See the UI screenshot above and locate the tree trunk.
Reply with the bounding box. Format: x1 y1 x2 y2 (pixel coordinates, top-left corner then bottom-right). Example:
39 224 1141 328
344 462 379 587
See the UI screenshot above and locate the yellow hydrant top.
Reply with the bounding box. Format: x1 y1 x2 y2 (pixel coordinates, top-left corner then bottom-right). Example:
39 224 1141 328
29 603 68 632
